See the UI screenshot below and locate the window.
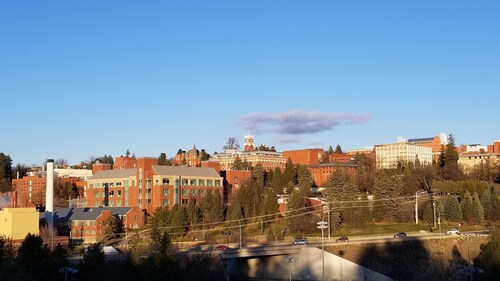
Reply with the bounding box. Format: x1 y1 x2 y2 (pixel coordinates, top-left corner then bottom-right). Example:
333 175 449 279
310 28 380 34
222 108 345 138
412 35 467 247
117 182 122 187
181 199 188 205
132 180 135 185
200 189 205 196
109 182 115 187
208 189 212 195
124 180 129 187
89 184 94 189
190 179 196 186
163 178 170 185
96 183 101 188
163 199 170 206
163 188 170 196
207 180 213 186
215 180 221 186
117 190 121 197
108 191 114 196
191 189 197 196
182 179 188 185
182 189 188 196
199 179 205 186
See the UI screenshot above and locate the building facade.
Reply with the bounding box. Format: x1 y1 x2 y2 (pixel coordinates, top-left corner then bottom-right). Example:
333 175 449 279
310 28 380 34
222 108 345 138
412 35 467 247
86 158 224 215
375 142 432 169
46 206 146 244
0 208 39 241
459 140 500 171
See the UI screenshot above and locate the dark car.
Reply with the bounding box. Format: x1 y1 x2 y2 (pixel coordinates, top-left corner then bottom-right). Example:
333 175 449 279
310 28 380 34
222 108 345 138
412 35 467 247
336 236 349 242
394 232 407 238
294 239 309 245
215 245 229 250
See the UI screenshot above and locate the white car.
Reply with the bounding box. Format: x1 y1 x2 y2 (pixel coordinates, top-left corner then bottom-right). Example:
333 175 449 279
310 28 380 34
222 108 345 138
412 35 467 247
446 228 460 235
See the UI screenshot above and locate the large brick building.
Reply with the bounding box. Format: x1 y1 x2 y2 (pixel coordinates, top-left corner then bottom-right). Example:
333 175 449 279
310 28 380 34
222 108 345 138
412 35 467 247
43 206 146 244
86 157 224 215
12 170 88 208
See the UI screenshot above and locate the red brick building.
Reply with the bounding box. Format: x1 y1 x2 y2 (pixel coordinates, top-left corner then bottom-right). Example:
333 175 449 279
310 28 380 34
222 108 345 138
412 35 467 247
86 157 224 215
47 206 146 244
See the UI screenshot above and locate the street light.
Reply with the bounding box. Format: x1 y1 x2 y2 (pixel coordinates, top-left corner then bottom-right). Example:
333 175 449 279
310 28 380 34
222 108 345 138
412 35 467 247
317 220 328 281
59 267 78 281
285 256 296 281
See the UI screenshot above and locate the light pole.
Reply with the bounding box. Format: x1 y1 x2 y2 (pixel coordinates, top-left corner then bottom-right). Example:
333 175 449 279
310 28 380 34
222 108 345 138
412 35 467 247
285 256 296 281
317 220 328 281
59 267 78 281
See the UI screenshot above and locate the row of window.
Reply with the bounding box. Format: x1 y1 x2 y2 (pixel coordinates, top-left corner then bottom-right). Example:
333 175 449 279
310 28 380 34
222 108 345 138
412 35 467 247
90 178 222 189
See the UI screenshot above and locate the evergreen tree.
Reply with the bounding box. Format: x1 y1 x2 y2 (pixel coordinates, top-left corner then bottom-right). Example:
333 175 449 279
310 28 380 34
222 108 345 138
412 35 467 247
252 164 265 188
472 192 485 224
233 155 243 170
480 188 492 219
325 167 360 225
283 158 296 186
200 149 210 161
335 144 343 153
328 146 334 154
444 196 462 222
158 153 168 165
270 167 284 194
186 201 201 229
474 228 500 279
461 191 474 223
80 242 105 280
170 204 187 236
0 152 12 192
296 165 312 195
373 170 403 222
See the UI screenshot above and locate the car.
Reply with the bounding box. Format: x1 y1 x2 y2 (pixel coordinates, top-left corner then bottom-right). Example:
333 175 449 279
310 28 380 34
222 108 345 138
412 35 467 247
215 245 230 250
336 236 349 242
394 232 407 238
446 228 460 235
294 239 309 245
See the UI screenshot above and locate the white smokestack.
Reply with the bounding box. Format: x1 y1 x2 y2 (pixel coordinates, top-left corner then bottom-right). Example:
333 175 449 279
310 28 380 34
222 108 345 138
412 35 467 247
45 159 54 212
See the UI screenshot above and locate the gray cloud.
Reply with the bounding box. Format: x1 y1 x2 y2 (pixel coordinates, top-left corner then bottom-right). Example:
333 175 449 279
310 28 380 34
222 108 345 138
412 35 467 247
273 136 302 144
239 111 369 135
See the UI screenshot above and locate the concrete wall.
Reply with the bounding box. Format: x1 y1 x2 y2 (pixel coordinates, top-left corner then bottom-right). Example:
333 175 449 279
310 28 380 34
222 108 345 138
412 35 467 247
233 247 392 281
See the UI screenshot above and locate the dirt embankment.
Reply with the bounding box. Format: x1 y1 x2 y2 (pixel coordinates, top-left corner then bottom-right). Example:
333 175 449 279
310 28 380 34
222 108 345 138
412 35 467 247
326 236 488 280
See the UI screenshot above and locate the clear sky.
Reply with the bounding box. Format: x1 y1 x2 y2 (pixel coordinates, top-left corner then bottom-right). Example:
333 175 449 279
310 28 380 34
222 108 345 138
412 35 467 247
1 1 499 166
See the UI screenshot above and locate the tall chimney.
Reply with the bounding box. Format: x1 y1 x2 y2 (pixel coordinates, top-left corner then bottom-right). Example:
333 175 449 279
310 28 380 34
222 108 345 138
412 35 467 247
12 191 17 208
45 159 54 212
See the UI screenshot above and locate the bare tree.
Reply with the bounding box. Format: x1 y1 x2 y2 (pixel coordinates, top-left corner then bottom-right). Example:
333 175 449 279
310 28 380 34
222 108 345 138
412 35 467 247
223 137 240 151
55 158 68 168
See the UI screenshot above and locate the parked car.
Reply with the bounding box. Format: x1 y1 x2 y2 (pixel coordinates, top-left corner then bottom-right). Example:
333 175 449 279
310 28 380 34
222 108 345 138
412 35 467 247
394 232 407 238
446 228 460 235
294 239 309 245
215 245 230 250
336 236 349 242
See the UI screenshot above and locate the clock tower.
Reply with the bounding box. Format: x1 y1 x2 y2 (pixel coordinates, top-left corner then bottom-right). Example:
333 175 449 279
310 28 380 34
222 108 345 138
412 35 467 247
244 135 255 151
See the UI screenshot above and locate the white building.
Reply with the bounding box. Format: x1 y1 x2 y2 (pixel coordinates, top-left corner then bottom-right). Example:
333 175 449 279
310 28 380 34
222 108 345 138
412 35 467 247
375 142 432 169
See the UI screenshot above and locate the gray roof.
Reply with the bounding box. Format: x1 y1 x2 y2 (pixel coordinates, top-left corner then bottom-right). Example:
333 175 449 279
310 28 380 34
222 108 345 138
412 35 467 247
153 165 220 178
91 168 136 180
40 207 133 222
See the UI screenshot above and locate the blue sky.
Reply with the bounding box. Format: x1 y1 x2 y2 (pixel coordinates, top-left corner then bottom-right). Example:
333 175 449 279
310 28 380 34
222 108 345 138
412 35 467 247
1 1 499 166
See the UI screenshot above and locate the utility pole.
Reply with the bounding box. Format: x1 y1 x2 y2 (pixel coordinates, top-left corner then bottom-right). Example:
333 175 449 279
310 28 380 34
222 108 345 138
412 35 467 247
415 191 419 224
239 220 242 250
432 191 437 228
317 220 328 281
